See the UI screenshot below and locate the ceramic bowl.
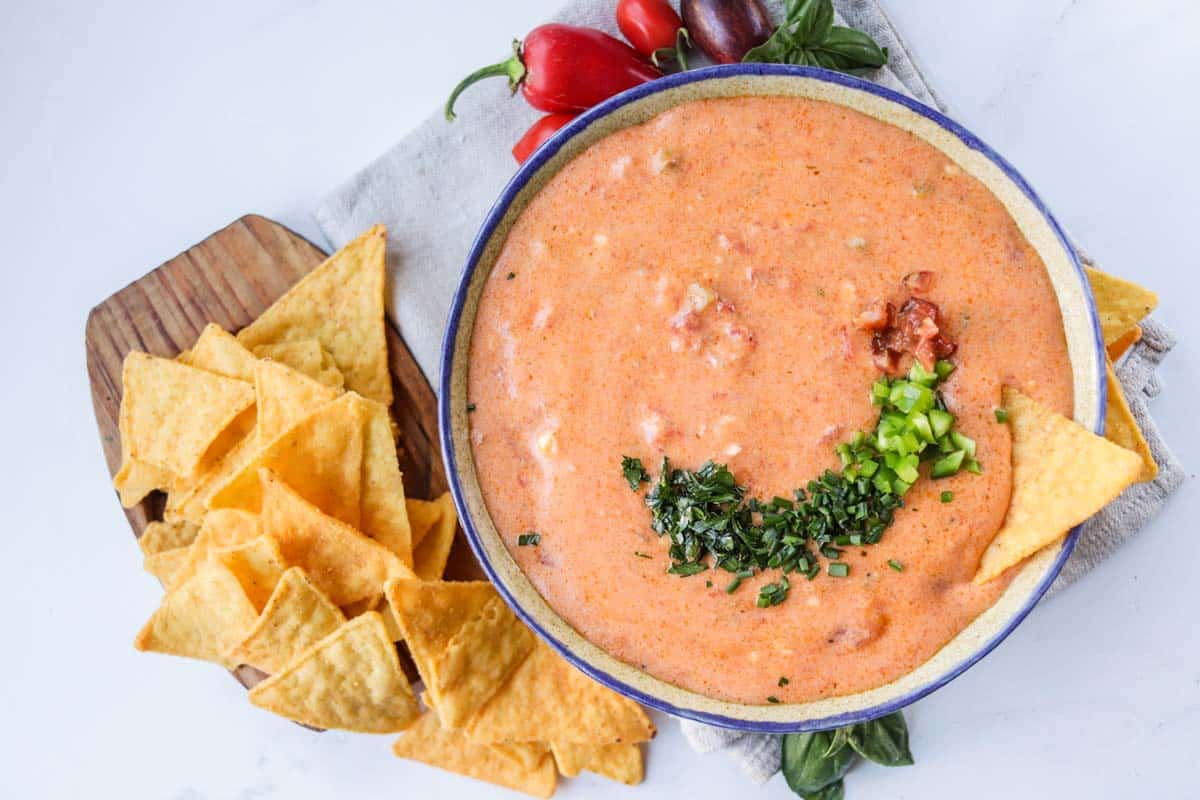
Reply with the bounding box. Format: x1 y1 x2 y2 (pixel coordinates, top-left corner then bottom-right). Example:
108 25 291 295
440 64 1104 732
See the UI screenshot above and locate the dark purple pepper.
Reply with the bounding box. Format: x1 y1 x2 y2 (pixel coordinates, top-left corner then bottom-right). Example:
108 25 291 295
681 0 774 64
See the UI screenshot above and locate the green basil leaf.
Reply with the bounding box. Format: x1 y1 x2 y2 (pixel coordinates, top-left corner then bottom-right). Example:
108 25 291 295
742 0 888 75
803 779 845 800
782 731 857 795
790 0 834 46
814 27 889 70
822 726 852 758
849 711 914 767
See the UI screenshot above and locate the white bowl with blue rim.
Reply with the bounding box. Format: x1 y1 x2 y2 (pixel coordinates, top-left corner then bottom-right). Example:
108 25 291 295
440 63 1105 732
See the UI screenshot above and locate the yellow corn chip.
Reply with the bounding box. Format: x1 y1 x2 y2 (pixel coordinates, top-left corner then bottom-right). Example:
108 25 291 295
381 599 404 642
252 340 345 389
406 496 443 551
118 352 255 478
210 393 364 527
1105 361 1157 482
494 742 553 771
258 469 412 606
393 711 557 799
143 546 190 585
213 535 287 612
237 225 392 406
356 395 413 566
413 493 457 581
181 323 257 382
248 611 419 733
225 567 346 674
975 387 1144 583
134 559 258 668
164 423 259 525
114 458 174 508
550 742 643 785
254 358 339 446
166 508 261 592
466 642 655 745
1086 266 1158 346
386 580 534 729
1106 324 1142 362
138 519 199 556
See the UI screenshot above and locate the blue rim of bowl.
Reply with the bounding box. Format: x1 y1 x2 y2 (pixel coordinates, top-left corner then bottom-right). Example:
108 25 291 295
439 63 1106 732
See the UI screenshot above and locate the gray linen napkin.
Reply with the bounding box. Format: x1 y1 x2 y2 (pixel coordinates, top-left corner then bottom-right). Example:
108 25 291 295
315 0 1184 785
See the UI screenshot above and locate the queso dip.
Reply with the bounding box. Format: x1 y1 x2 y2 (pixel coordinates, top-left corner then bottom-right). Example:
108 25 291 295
467 96 1072 704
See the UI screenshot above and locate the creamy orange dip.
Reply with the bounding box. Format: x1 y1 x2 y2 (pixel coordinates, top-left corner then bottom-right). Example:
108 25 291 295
467 96 1072 704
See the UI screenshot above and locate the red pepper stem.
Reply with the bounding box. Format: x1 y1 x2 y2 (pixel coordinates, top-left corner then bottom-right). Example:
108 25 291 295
444 40 527 121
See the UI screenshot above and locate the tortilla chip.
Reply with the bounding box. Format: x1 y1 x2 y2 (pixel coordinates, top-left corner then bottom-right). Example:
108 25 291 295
138 519 199 556
164 424 259 525
406 496 444 551
254 358 339 446
975 387 1144 583
118 352 255 478
413 493 457 581
1086 266 1158 346
114 458 174 508
494 742 553 772
236 225 392 406
258 469 412 606
385 580 534 729
550 742 643 785
210 393 364 527
213 535 287 612
466 642 655 745
252 340 345 389
225 567 346 674
248 611 419 733
356 395 413 566
1105 361 1157 482
166 508 261 592
1106 324 1142 362
393 711 557 799
134 559 258 668
143 546 190 585
181 323 257 382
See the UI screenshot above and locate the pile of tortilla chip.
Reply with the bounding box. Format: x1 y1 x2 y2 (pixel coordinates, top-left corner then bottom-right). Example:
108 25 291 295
119 225 652 797
974 266 1161 583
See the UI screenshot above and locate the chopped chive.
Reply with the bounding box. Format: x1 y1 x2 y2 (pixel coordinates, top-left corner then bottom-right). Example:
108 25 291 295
506 272 516 280
888 559 903 572
633 551 652 559
725 577 743 594
705 579 713 588
767 696 781 704
517 533 540 546
828 562 850 577
466 403 477 412
778 676 789 687
940 491 953 503
994 407 1008 423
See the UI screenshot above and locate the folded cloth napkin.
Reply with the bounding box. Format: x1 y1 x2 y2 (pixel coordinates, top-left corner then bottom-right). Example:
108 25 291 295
315 0 1184 785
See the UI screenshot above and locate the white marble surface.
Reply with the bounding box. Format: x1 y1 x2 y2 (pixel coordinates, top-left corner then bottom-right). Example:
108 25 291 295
1 1 1197 797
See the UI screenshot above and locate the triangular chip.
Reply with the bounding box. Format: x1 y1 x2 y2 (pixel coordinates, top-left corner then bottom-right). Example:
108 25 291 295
1106 324 1142 362
237 225 392 406
138 519 199 556
1105 361 1156 482
165 508 261 592
1086 266 1158 346
142 546 190 585
164 423 258 525
406 496 444 550
114 458 174 508
134 559 258 668
254 358 339 446
258 469 412 606
210 393 364 527
180 323 257 382
225 567 346 674
357 395 413 566
412 493 457 581
247 611 419 733
118 352 255 478
385 579 534 729
550 742 644 785
975 387 1143 583
213 535 287 612
393 711 557 799
252 340 345 389
466 642 655 745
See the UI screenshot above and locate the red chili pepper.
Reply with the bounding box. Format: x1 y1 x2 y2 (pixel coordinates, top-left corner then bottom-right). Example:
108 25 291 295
445 24 662 121
512 113 577 164
617 0 690 69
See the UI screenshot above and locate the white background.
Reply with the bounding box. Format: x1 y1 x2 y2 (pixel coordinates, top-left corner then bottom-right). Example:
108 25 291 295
1 1 1197 797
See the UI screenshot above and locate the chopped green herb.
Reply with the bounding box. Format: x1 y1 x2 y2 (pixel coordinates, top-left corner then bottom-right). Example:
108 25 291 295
778 676 790 687
757 576 791 607
705 579 713 588
621 456 650 491
633 551 652 559
517 532 540 547
888 559 903 573
940 491 953 503
767 696 781 704
668 562 708 577
828 562 850 578
994 407 1008 423
725 576 743 594
506 272 516 280
466 403 477 413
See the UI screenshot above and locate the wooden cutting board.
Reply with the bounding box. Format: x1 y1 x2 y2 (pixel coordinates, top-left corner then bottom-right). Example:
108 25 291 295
85 214 481 690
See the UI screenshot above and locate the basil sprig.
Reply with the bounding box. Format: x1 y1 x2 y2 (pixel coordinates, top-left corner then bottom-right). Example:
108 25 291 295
782 712 913 799
743 0 888 73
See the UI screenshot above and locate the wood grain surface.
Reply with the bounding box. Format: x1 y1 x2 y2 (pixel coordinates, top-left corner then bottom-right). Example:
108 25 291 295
85 214 480 693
